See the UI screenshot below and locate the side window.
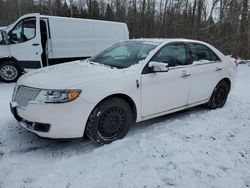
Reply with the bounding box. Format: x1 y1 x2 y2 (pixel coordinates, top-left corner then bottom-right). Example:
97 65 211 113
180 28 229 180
10 18 36 43
23 19 36 40
189 43 220 62
151 44 187 67
11 21 23 42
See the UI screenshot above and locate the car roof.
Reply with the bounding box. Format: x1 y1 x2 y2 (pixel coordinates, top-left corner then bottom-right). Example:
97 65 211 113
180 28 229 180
129 38 208 45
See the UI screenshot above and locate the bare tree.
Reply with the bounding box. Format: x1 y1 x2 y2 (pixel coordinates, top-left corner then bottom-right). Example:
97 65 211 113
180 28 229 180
0 0 249 58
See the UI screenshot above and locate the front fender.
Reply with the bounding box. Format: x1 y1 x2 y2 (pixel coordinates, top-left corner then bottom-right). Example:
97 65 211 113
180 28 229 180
0 45 11 58
77 72 141 121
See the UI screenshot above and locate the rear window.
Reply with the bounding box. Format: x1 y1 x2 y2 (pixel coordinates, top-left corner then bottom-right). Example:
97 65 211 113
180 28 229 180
189 43 220 62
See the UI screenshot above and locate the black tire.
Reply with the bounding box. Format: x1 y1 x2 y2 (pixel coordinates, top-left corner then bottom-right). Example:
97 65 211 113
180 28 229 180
207 80 230 109
0 62 21 83
86 98 133 144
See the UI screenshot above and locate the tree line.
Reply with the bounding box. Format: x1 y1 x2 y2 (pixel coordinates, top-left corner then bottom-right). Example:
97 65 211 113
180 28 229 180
0 0 249 59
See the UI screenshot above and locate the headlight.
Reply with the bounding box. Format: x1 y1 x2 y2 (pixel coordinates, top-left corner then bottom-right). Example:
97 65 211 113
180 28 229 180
35 89 81 103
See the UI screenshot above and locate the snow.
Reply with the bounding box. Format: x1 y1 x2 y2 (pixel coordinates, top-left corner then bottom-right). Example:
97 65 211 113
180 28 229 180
0 65 250 188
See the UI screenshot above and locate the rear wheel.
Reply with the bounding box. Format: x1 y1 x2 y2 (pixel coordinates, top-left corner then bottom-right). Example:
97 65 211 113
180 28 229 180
86 98 133 144
207 80 230 109
0 62 21 83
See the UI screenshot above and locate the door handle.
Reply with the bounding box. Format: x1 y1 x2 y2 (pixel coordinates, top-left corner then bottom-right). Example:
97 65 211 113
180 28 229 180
181 73 191 78
32 43 40 46
215 67 222 72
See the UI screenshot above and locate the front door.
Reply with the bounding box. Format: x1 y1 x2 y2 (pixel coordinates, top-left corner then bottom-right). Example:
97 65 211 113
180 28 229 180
141 43 192 117
8 14 42 69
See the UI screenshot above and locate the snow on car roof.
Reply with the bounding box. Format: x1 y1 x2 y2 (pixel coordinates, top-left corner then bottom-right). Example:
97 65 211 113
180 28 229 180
129 38 207 45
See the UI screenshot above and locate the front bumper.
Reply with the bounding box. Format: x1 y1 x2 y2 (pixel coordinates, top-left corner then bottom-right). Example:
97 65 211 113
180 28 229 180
10 104 48 133
10 97 94 139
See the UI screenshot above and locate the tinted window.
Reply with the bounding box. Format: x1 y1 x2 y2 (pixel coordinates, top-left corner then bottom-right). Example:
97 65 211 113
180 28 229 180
189 43 220 62
151 43 187 67
10 18 36 43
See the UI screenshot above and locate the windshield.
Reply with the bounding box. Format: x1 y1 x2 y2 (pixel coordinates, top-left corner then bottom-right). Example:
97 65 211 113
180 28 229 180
90 41 158 69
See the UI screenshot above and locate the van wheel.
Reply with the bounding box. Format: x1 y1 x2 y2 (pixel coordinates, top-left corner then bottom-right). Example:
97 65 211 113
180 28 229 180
207 80 230 109
86 98 132 144
0 62 21 83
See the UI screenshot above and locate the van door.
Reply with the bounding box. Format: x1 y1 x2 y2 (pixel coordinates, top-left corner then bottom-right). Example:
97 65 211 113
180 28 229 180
0 31 11 57
8 14 42 70
40 19 50 67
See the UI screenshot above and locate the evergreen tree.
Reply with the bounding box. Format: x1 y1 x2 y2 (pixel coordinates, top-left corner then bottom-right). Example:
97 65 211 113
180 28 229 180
0 0 4 26
54 0 64 16
62 1 70 17
105 3 114 21
90 0 100 19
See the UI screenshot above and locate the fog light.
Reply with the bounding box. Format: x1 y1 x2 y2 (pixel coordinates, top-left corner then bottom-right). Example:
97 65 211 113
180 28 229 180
34 123 50 132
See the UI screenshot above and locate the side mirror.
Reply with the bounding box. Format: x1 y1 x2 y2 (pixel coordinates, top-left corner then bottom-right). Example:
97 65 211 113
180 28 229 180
148 61 169 72
0 30 8 44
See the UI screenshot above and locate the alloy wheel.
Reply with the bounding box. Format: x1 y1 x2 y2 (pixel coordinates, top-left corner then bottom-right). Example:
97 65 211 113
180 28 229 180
0 65 18 81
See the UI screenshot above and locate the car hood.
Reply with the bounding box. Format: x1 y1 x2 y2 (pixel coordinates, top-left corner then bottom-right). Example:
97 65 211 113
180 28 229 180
17 61 125 89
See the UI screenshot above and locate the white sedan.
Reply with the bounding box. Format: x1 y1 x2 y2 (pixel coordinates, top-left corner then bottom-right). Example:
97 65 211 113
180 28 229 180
10 39 238 144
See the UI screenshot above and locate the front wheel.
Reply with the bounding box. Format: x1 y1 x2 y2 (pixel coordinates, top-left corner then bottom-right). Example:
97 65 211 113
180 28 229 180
85 98 133 144
207 80 230 109
0 62 21 83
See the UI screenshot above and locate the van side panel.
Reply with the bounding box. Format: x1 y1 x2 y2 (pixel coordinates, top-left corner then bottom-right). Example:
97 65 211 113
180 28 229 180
48 17 95 60
0 45 11 59
94 22 129 54
46 16 129 64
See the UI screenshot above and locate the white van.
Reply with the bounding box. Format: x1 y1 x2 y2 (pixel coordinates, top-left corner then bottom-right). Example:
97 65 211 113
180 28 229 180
0 13 129 82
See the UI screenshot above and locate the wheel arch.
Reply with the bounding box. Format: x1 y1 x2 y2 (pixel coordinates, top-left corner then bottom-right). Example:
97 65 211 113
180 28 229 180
208 77 232 103
0 57 23 72
93 93 138 123
219 77 231 91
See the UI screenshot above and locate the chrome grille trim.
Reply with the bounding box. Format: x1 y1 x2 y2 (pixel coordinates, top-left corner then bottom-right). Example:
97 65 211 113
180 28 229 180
13 86 40 107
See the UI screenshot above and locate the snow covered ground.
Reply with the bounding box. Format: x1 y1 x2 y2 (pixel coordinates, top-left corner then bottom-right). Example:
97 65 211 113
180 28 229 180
0 64 250 188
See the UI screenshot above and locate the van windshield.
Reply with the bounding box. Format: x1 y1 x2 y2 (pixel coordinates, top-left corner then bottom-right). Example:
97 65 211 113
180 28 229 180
90 41 158 69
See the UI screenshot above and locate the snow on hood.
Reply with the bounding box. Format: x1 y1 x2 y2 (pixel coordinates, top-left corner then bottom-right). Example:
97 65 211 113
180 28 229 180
17 61 123 89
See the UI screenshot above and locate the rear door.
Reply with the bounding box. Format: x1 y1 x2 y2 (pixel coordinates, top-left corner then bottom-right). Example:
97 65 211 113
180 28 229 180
8 14 42 69
187 43 223 104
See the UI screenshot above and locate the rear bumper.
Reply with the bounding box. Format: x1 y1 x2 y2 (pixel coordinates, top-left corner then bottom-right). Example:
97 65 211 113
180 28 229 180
10 98 94 139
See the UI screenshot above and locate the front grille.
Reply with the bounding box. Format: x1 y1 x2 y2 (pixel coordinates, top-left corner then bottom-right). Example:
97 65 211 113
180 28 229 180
13 86 40 107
